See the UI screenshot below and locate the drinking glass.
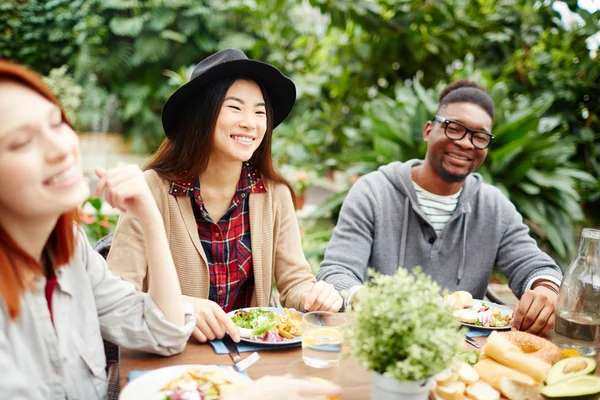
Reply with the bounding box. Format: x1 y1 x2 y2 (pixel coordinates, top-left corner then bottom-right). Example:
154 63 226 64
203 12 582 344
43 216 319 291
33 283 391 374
302 311 346 368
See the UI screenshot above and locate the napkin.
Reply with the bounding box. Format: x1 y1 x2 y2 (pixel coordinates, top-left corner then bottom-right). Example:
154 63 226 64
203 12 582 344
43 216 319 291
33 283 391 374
465 328 494 337
208 339 300 354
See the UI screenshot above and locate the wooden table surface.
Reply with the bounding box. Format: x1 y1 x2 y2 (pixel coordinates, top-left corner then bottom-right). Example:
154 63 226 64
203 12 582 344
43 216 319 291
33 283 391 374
119 336 488 399
120 334 600 399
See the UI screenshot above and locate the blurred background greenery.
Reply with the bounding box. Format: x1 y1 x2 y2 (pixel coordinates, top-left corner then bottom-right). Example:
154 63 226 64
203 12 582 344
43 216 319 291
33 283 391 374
1 0 598 267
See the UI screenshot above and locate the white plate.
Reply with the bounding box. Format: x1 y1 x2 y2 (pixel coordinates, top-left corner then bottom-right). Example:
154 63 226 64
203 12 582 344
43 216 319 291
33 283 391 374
227 306 303 346
119 364 253 400
459 299 513 331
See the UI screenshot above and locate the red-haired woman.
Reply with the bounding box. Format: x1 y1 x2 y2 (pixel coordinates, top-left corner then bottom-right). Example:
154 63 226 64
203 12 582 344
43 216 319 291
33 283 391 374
0 60 195 399
108 49 342 343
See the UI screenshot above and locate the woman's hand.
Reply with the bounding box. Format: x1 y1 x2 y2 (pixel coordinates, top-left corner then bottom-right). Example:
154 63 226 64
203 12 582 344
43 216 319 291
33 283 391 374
302 281 343 312
96 164 185 326
185 297 240 343
94 165 157 225
225 376 341 400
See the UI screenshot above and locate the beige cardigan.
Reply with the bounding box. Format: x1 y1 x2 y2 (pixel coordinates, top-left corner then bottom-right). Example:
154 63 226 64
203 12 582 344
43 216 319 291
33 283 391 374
107 169 316 310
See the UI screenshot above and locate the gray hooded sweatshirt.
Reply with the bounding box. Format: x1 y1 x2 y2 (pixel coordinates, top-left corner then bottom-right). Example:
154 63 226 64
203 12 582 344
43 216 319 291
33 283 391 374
316 159 562 300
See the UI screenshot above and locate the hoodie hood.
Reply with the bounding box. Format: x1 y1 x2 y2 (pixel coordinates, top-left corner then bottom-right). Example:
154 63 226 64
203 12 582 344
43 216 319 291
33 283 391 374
379 159 483 282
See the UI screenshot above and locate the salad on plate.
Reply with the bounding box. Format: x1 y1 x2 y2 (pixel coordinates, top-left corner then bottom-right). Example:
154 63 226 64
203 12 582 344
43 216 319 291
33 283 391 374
153 367 243 400
230 307 302 343
444 290 512 329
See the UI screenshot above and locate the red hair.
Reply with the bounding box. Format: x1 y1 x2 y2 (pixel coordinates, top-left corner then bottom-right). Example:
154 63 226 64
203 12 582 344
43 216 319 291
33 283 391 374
0 60 78 320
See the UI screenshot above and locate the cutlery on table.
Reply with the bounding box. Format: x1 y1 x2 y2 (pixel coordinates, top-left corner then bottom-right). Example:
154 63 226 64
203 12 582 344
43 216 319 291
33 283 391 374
221 333 260 372
464 334 481 348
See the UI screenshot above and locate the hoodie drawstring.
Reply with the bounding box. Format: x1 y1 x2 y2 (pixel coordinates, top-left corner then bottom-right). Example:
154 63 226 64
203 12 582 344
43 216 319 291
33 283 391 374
399 197 410 269
457 215 468 282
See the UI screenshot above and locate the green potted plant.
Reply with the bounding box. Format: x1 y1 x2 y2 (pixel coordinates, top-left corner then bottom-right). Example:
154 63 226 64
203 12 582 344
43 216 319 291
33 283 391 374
346 268 463 400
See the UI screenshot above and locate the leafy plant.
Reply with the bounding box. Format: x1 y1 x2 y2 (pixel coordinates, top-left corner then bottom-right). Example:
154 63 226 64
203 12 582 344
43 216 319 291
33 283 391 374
43 66 83 125
79 198 119 245
347 268 463 382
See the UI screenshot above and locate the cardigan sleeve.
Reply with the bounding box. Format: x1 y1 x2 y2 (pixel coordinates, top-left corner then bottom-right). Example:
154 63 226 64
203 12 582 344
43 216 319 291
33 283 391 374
107 170 167 291
271 183 316 310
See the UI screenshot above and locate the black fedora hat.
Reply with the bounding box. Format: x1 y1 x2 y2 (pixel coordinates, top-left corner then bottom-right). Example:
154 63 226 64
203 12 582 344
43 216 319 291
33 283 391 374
161 49 296 137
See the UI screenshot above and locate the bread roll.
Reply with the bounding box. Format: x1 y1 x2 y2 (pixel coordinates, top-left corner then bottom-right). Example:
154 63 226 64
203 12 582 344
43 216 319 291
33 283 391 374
474 358 535 391
498 377 542 400
458 363 479 385
453 309 479 324
433 381 466 400
465 381 500 400
483 331 550 383
449 291 474 308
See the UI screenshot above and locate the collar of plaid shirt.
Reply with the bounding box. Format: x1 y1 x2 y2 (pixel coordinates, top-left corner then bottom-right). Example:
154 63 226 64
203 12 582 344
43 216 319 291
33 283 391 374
168 162 267 202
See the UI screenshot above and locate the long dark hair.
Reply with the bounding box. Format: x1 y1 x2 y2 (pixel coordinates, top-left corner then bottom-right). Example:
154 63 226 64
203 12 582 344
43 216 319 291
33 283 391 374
146 77 296 205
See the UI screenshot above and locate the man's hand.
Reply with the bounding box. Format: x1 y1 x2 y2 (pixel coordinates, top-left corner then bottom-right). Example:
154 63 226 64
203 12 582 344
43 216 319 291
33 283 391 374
301 281 343 312
511 285 558 336
186 298 240 343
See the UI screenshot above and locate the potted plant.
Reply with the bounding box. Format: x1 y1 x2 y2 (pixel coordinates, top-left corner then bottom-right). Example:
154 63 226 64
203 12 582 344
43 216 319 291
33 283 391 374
346 268 463 400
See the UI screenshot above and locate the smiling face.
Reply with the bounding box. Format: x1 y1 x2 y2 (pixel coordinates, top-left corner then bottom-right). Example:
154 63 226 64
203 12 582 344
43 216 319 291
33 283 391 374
210 79 268 164
0 81 88 223
423 102 493 183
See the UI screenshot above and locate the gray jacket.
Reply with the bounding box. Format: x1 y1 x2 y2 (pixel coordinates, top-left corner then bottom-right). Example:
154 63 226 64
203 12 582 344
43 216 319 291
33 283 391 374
0 228 196 400
316 160 562 300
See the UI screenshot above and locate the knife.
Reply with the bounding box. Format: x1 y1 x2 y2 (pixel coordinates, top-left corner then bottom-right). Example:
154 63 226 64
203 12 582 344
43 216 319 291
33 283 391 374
221 333 261 372
464 334 481 348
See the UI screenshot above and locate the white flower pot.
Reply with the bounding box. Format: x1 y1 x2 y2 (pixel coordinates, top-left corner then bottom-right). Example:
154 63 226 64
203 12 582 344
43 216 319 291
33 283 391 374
369 371 432 400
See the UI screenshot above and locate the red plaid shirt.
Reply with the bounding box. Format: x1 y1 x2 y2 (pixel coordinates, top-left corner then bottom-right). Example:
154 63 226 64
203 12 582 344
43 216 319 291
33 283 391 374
169 162 267 312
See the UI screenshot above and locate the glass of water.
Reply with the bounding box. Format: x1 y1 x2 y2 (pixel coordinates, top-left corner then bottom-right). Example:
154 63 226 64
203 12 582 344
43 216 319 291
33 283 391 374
302 311 346 368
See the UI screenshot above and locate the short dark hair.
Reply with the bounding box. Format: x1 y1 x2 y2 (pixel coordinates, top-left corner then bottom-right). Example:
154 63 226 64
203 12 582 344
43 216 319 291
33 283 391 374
437 80 494 121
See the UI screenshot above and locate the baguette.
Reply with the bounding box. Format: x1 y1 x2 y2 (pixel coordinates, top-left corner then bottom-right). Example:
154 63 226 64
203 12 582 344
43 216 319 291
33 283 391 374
498 377 542 400
482 331 550 383
465 381 500 400
473 358 535 391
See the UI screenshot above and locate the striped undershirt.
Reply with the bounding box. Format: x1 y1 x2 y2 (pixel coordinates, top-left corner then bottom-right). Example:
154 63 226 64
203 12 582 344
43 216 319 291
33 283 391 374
412 181 462 234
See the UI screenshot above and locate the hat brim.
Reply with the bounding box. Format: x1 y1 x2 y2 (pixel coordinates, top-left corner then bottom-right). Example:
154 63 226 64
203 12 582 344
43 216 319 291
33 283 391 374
161 59 296 137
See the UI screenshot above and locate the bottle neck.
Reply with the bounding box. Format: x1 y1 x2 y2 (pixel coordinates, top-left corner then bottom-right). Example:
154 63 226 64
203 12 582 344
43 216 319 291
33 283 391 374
580 237 600 265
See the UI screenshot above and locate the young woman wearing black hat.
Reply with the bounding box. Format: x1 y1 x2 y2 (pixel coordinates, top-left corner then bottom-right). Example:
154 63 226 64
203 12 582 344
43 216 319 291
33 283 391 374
108 49 342 343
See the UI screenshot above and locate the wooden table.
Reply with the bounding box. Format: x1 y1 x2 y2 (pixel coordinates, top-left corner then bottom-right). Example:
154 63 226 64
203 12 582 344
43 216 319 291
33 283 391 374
121 334 600 399
120 341 372 399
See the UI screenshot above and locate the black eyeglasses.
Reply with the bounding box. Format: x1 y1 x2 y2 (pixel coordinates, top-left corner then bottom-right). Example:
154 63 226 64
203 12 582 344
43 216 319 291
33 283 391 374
433 115 494 150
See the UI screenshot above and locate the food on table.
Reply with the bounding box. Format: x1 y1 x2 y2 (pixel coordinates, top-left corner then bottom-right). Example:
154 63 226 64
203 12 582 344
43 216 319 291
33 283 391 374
482 331 550 383
474 358 536 390
497 377 541 400
540 375 600 398
457 362 479 385
231 308 302 343
431 361 501 400
465 381 500 400
433 380 466 399
444 290 474 309
560 348 581 358
545 356 596 385
154 368 242 400
445 291 511 328
453 309 479 324
499 331 562 365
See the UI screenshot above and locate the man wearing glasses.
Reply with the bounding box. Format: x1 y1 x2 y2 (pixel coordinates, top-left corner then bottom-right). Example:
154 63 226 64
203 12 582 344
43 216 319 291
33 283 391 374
317 80 561 336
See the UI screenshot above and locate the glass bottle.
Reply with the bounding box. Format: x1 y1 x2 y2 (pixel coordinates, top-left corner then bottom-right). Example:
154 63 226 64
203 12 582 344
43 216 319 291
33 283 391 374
553 228 600 356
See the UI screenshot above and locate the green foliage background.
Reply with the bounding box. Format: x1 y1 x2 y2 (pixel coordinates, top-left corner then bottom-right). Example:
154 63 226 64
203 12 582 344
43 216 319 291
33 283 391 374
1 0 599 264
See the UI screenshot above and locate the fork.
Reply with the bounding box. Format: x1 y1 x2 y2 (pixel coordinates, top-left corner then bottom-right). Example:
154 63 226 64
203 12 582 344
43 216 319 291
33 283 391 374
221 333 261 372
